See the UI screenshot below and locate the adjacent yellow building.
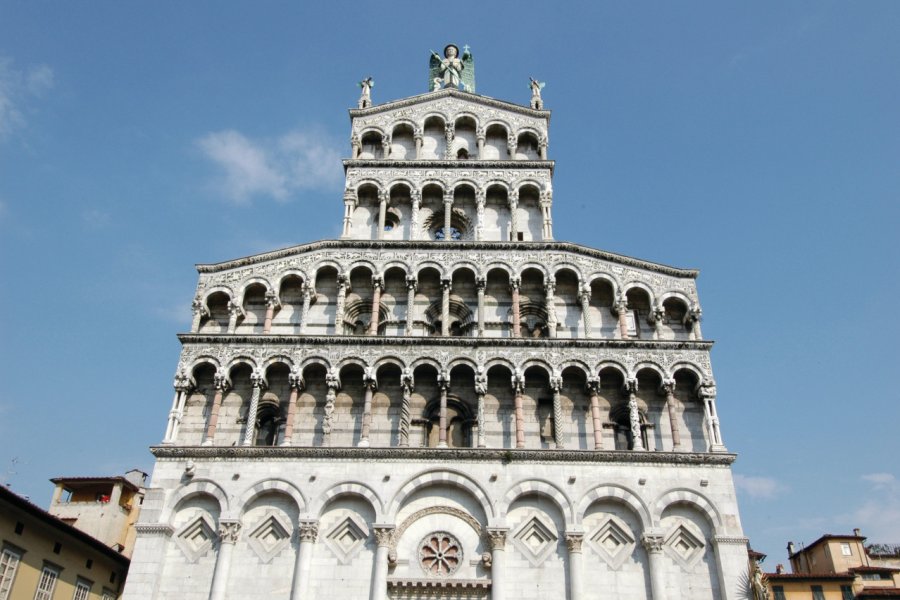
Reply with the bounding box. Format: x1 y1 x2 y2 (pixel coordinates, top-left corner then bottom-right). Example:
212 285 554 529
1 485 129 600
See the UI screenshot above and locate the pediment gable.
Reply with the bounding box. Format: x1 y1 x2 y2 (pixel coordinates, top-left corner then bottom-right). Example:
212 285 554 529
350 88 549 140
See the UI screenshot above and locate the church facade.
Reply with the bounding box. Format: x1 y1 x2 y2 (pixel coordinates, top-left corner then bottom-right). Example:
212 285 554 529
123 46 749 600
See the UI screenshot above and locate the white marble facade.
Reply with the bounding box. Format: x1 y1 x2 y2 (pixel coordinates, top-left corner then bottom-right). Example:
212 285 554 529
125 51 749 600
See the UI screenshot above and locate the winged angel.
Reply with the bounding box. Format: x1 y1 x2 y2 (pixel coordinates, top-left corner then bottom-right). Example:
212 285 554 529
429 44 475 92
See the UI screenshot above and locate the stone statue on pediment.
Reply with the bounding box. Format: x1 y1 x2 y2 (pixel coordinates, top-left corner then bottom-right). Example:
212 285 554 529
429 44 475 93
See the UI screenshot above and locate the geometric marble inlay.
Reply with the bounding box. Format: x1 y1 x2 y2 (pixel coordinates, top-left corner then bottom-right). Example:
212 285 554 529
587 516 636 569
324 515 370 564
247 514 292 563
511 514 558 566
174 516 216 563
663 522 706 570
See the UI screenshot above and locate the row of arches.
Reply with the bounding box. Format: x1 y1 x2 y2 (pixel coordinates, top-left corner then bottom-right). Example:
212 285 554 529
149 472 731 600
194 264 700 341
343 180 551 241
167 355 721 453
352 114 546 161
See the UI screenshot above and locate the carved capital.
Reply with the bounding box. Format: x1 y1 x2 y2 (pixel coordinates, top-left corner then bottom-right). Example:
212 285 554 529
549 376 563 392
373 525 395 547
218 520 242 544
625 377 638 394
641 533 665 554
289 370 305 391
325 371 341 391
475 277 486 291
191 296 208 317
487 528 508 551
401 369 414 392
544 281 556 296
700 381 717 399
586 376 601 395
565 532 584 553
440 278 452 292
437 370 450 390
661 379 676 397
250 370 266 389
173 370 192 393
298 520 319 543
406 277 418 292
509 277 521 292
371 275 384 290
213 371 231 393
474 373 488 396
265 290 279 309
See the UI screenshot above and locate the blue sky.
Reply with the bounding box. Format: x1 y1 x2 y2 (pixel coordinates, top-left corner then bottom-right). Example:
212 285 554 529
1 1 898 566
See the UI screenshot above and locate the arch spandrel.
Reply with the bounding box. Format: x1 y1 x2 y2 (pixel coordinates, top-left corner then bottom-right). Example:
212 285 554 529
502 479 575 525
313 481 385 522
652 488 723 532
162 479 230 523
575 484 652 529
387 469 495 523
237 478 307 515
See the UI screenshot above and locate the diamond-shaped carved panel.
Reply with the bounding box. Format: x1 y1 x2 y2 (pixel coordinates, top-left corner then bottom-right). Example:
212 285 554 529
663 522 706 570
248 515 292 563
587 516 636 569
511 514 558 566
324 515 369 564
175 516 215 563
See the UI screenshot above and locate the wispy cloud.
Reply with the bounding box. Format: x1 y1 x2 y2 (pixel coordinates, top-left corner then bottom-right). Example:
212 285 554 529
734 474 783 500
0 57 54 140
196 127 342 204
852 473 900 540
81 208 112 229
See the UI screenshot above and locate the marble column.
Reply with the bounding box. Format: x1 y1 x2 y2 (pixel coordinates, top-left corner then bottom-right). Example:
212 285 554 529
203 372 229 446
475 128 485 158
539 136 548 160
399 371 413 447
208 521 241 600
281 372 303 446
508 191 519 241
322 372 339 445
242 371 265 446
377 190 388 240
443 191 454 240
487 528 508 600
587 377 603 450
444 122 455 159
579 286 592 339
551 376 564 449
475 372 487 448
437 371 449 448
367 277 382 335
510 278 521 338
409 190 421 241
414 131 423 159
358 371 376 448
191 296 207 333
545 280 558 338
476 278 486 337
334 276 347 335
513 374 525 449
351 135 360 159
507 133 517 159
381 138 391 160
475 190 485 241
565 532 585 600
661 379 681 450
290 520 318 600
626 378 645 451
370 525 394 600
441 279 451 336
342 191 356 238
405 277 417 335
701 382 725 451
227 300 241 333
299 284 312 334
615 298 630 339
263 291 277 333
642 533 667 600
540 190 553 240
164 373 190 444
689 306 703 339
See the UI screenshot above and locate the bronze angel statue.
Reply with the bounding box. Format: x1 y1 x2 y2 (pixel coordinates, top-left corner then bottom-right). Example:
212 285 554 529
429 44 475 93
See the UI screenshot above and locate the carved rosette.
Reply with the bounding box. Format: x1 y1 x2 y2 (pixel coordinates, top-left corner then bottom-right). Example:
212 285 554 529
419 532 462 577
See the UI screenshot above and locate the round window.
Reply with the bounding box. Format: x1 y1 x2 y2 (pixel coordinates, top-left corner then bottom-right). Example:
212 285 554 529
418 531 462 576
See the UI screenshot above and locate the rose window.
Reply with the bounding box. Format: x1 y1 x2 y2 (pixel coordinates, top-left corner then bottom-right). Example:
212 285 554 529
418 532 462 576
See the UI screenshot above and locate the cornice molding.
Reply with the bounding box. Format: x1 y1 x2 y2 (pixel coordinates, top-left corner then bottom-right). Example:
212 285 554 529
151 445 736 466
343 158 555 173
348 87 551 121
196 240 699 278
176 333 714 351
